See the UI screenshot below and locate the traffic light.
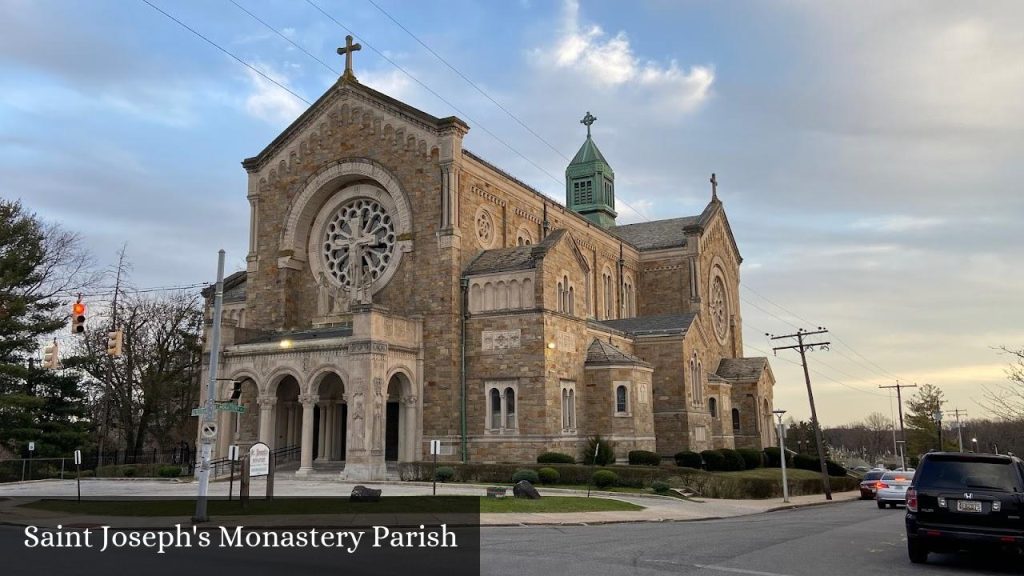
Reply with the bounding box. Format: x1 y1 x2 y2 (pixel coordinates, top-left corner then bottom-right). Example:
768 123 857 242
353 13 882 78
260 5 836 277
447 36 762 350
106 330 123 357
229 381 242 401
42 341 59 369
70 301 87 334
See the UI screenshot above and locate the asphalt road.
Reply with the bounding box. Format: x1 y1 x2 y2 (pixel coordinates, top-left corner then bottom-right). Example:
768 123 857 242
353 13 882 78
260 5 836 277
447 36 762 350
481 500 1023 576
0 500 1020 575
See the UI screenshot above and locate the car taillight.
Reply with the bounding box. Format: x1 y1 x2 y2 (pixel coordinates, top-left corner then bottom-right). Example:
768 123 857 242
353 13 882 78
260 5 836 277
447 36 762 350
877 482 889 489
907 488 918 512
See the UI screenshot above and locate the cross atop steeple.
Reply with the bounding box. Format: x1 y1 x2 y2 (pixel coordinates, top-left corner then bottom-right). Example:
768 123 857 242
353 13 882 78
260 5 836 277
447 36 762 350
337 35 362 82
710 173 719 201
580 111 597 137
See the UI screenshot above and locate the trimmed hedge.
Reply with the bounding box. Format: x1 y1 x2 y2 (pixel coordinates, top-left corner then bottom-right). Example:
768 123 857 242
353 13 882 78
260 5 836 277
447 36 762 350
674 451 702 469
701 450 727 471
158 465 183 478
537 467 560 484
512 469 540 484
581 435 616 466
736 449 764 470
435 466 455 482
763 447 790 467
537 452 575 464
628 450 661 466
792 454 848 477
651 480 671 494
397 462 858 499
592 470 618 488
719 449 746 472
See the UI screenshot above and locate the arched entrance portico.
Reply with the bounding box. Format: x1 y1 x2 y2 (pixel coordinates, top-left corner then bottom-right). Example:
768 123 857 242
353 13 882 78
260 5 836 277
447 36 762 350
313 372 346 463
385 371 419 463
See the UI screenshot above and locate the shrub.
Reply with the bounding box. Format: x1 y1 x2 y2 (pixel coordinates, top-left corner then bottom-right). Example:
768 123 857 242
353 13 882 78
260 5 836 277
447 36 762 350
651 480 671 494
674 451 703 469
435 466 455 482
627 450 661 466
793 454 820 472
511 469 539 484
581 435 616 466
536 452 575 464
736 449 764 470
825 460 847 477
537 467 560 484
158 465 181 478
763 447 790 467
719 449 746 471
700 450 727 471
591 469 618 488
121 466 137 477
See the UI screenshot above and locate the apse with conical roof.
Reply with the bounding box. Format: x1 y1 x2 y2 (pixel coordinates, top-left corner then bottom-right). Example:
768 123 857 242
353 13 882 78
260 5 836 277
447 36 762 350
566 111 617 228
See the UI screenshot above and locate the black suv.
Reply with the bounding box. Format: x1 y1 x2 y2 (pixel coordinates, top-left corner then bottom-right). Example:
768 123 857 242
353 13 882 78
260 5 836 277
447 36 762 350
905 452 1024 563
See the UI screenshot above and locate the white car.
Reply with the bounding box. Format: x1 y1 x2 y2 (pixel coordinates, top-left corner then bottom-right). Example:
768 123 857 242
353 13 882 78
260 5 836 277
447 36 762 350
875 471 914 508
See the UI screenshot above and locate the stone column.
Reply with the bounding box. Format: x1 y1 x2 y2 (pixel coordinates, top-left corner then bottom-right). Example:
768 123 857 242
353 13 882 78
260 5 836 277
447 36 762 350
296 394 319 476
325 404 336 460
257 396 277 448
317 402 328 460
402 395 418 462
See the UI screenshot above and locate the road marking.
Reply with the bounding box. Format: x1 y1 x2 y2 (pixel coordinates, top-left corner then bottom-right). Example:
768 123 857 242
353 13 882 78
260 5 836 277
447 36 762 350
644 559 794 576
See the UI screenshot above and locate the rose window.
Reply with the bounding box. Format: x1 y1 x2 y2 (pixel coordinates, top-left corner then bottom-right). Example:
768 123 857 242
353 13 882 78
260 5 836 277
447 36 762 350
710 276 729 340
321 198 396 288
476 209 494 248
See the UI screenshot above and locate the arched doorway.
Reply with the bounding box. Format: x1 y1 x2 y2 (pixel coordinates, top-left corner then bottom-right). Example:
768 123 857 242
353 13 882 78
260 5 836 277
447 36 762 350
385 373 413 462
275 376 301 450
313 372 346 462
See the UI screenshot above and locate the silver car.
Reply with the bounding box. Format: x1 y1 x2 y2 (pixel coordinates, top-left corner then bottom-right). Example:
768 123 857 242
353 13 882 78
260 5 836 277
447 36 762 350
875 471 914 508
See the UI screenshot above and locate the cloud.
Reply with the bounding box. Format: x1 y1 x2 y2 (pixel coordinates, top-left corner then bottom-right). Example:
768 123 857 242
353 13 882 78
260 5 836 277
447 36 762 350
539 0 714 113
850 215 947 233
243 62 307 125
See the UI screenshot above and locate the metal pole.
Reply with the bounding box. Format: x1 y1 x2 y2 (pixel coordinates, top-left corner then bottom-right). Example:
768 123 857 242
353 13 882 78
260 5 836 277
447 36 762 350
774 411 789 503
76 463 81 502
432 449 437 496
228 459 235 502
797 334 832 500
195 250 225 523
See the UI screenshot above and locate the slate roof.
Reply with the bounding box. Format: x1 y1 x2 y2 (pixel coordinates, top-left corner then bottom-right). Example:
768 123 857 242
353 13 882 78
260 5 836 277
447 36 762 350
715 357 769 382
465 230 567 275
597 312 697 336
585 338 652 368
236 325 353 345
610 216 700 251
201 270 247 302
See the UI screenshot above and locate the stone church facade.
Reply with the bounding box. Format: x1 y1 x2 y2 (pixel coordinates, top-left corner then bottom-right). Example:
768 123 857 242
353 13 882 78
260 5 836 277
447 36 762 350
198 60 775 480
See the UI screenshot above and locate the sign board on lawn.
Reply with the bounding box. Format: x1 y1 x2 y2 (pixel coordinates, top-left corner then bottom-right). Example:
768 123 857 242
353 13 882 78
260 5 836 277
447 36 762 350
249 442 270 477
28 442 35 452
74 450 82 465
228 445 239 461
430 440 441 455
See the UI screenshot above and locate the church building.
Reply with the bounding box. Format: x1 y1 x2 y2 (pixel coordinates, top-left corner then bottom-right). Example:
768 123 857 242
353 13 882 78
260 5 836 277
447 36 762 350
198 40 775 480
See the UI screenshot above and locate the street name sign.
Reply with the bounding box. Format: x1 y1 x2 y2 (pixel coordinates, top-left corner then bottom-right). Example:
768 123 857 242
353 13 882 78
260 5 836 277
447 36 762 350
216 402 246 414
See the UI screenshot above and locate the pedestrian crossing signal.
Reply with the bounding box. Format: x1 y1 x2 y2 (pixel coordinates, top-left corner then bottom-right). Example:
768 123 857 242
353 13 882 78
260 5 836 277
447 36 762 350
70 301 86 334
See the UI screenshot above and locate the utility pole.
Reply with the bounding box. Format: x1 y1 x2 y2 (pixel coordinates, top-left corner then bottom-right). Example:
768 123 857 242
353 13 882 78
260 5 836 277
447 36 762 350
771 328 832 501
879 381 916 470
97 243 128 472
946 408 967 452
195 250 226 523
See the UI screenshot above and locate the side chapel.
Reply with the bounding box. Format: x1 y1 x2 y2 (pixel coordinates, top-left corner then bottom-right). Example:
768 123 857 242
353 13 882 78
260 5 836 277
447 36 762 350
198 38 775 480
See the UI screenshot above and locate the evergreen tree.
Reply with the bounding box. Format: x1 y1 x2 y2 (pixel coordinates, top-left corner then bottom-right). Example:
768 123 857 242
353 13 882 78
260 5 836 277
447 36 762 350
905 383 953 456
0 199 93 456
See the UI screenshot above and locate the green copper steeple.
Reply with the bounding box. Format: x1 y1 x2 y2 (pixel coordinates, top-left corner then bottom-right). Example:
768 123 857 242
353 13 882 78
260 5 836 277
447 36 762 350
566 111 617 228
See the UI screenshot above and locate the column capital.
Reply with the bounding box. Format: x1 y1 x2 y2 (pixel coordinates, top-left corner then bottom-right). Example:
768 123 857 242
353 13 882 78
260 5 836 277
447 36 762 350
257 395 277 407
299 393 320 406
401 395 418 406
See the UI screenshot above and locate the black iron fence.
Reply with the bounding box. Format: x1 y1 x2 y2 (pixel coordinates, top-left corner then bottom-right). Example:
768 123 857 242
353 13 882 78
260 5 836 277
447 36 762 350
0 444 196 483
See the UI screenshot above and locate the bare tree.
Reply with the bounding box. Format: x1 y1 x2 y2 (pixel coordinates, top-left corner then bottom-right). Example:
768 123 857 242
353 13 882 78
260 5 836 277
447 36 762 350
980 347 1024 421
70 290 202 454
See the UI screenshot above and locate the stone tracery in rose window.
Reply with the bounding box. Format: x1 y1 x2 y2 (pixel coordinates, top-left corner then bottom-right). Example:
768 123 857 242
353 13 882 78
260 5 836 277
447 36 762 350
321 197 396 288
476 208 495 248
710 275 729 340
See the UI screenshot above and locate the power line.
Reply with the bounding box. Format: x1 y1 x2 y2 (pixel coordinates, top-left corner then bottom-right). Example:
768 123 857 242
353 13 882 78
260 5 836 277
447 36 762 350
228 0 338 75
140 0 312 107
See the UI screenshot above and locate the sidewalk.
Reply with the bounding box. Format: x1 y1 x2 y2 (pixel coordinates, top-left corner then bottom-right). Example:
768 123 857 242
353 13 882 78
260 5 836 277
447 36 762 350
0 478 859 528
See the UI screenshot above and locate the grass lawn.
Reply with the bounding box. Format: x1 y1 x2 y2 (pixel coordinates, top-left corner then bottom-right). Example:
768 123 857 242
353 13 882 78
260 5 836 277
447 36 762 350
22 496 641 516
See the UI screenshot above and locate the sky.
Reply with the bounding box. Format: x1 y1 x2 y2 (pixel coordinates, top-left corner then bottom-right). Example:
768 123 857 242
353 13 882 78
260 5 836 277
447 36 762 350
3 0 1023 427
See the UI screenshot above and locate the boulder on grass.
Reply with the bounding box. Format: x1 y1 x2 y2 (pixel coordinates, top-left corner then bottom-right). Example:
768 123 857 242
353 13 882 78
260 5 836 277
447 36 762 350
350 485 382 502
513 480 541 499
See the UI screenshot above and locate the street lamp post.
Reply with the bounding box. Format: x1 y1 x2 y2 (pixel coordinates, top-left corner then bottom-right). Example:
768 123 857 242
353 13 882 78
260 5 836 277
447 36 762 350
971 437 979 453
933 410 943 451
773 409 789 503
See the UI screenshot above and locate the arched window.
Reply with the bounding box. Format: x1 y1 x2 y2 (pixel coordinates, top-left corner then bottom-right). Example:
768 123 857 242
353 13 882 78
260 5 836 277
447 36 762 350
504 387 516 429
556 282 564 312
615 385 628 414
489 388 502 430
732 408 741 432
568 388 576 428
568 286 575 316
562 275 570 313
709 397 718 418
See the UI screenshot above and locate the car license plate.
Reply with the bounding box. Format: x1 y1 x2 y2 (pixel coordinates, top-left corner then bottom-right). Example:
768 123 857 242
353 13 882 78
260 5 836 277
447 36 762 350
956 500 983 513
